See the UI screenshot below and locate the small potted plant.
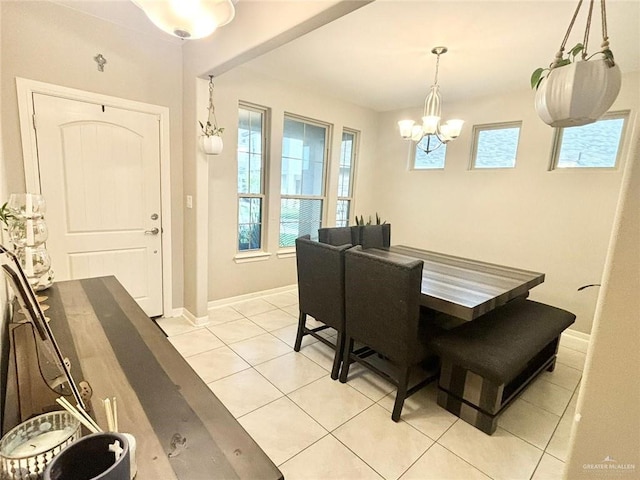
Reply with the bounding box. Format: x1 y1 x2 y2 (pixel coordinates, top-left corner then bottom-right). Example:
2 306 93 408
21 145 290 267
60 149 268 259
200 75 225 155
199 120 224 155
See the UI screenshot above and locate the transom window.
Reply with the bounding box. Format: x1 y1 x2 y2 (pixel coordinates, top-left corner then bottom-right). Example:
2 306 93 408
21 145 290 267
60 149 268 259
551 112 627 169
471 122 521 169
237 105 267 252
336 129 358 226
279 116 329 247
413 141 446 170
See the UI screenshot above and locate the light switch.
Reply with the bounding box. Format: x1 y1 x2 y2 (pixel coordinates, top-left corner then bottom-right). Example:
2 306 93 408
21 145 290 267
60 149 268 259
186 195 193 209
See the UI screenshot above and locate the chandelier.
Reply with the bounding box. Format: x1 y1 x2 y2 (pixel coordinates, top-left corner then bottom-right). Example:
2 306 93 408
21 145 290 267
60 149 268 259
133 0 236 40
398 46 464 154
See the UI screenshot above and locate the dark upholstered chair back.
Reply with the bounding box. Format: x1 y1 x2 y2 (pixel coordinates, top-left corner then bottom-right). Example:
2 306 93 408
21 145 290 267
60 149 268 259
319 224 391 249
353 224 391 249
318 227 353 246
344 246 425 363
296 236 350 330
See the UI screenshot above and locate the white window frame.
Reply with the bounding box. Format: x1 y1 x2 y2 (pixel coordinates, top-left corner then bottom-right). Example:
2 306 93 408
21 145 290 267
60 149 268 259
549 111 629 171
410 141 447 171
235 103 270 263
279 114 331 251
470 121 522 170
336 128 358 226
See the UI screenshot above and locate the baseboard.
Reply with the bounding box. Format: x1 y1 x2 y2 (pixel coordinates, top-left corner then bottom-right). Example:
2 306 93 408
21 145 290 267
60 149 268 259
560 329 590 354
182 308 209 327
207 284 297 310
168 307 184 318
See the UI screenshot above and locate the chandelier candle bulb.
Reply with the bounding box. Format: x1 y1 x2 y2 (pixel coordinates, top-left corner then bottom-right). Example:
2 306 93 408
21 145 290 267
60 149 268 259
421 115 440 135
398 120 416 138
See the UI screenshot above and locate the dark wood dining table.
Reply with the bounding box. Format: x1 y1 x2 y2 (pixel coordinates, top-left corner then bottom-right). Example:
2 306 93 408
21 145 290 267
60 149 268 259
366 245 545 321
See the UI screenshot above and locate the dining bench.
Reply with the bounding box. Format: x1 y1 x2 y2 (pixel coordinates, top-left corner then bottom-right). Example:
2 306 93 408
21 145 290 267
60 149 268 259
428 298 575 434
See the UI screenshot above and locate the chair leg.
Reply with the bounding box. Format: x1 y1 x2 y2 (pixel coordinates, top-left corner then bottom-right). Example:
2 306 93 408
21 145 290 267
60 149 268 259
294 312 306 352
339 337 354 383
392 366 410 422
331 331 344 380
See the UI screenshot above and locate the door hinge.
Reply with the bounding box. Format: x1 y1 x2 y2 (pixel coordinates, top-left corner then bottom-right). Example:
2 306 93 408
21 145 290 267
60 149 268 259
32 113 37 131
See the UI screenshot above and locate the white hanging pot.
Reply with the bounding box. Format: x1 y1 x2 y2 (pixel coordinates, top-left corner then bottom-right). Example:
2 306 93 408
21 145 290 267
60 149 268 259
200 135 224 155
535 58 621 128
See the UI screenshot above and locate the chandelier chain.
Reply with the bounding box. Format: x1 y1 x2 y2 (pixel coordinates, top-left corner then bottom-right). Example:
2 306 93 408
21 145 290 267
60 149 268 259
433 53 441 86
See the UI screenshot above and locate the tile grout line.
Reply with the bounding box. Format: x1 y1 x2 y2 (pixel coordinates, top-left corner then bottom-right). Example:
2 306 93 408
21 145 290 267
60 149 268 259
434 428 497 480
540 379 582 461
176 295 579 479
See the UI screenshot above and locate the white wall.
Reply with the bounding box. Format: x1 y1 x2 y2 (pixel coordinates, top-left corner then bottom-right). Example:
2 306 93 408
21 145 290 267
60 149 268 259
565 115 639 478
180 0 372 318
204 66 378 301
0 1 184 309
362 72 639 334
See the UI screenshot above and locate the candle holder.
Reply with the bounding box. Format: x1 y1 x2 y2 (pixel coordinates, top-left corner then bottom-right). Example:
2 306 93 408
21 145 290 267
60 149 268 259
6 194 54 291
0 411 81 479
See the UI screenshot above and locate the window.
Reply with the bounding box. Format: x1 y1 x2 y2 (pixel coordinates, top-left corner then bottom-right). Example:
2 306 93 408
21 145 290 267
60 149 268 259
471 122 521 169
551 112 627 169
336 130 357 226
237 105 267 252
413 140 446 170
280 116 328 247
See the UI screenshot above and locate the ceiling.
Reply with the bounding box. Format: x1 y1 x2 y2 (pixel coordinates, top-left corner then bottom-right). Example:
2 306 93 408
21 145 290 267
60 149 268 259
52 0 640 112
244 0 640 112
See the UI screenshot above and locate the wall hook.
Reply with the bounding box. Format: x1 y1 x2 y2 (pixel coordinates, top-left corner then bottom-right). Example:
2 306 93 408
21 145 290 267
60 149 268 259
94 54 107 72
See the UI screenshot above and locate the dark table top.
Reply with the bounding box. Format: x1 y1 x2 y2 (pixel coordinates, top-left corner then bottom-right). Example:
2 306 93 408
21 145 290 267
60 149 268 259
37 276 283 480
366 245 545 321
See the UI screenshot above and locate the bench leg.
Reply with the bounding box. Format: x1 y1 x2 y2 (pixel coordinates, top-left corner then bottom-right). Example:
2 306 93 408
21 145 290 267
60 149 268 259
437 388 498 435
546 358 557 373
437 362 503 435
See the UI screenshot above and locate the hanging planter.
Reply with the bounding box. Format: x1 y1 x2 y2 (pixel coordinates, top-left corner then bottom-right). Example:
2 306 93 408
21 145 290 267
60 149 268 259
199 75 225 155
535 58 621 128
200 134 224 155
531 0 621 128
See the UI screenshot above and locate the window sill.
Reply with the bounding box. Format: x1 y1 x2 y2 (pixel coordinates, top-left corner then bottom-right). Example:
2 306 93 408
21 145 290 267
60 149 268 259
233 251 272 264
276 248 296 259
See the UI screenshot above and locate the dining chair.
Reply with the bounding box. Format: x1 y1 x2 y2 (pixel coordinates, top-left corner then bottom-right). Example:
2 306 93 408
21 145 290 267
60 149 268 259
295 235 351 379
354 224 391 249
317 226 354 246
339 246 439 421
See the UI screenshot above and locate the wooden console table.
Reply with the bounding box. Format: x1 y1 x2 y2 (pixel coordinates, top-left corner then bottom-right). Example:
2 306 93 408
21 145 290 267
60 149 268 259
4 276 283 479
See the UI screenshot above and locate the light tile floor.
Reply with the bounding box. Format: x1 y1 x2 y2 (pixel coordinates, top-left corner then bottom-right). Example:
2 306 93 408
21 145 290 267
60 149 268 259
156 290 584 480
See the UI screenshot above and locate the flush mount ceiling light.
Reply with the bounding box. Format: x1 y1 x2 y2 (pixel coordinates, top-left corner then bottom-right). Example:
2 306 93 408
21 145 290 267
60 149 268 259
398 46 464 155
133 0 237 40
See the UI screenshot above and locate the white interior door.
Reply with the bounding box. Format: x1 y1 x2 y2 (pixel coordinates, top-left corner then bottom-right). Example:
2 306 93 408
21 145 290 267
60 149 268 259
32 93 163 317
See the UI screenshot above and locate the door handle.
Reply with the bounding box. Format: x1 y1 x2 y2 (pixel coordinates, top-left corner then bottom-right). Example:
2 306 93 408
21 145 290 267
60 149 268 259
145 227 160 235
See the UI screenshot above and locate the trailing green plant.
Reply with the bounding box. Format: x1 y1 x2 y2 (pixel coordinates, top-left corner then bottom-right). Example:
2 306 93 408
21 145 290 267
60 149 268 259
199 120 224 137
355 213 386 226
530 42 615 90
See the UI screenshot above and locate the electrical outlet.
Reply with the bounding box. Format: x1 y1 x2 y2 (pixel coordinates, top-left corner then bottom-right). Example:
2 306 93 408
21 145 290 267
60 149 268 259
186 195 193 209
